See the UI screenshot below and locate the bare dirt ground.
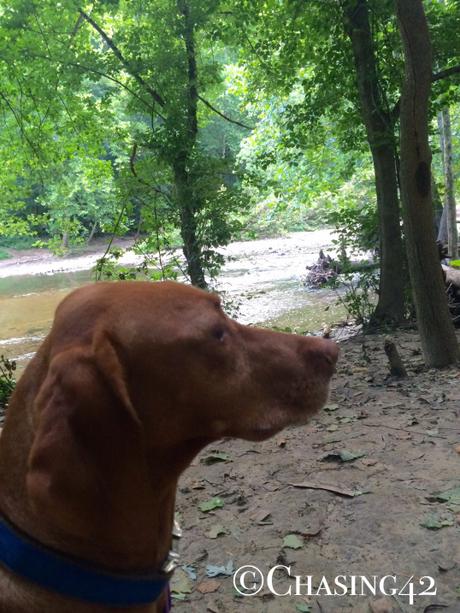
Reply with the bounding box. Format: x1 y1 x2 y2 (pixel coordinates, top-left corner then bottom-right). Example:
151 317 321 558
172 328 460 613
1 235 458 612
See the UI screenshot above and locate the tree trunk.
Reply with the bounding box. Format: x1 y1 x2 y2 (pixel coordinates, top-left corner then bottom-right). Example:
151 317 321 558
396 0 459 367
174 0 207 289
431 174 443 236
174 159 207 289
437 206 448 245
87 221 98 245
438 108 458 258
371 144 406 324
343 0 406 325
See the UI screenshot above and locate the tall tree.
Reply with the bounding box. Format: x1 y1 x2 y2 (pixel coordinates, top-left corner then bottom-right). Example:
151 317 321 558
438 107 458 258
72 2 230 289
234 1 407 324
342 0 406 325
396 0 459 367
234 0 460 324
0 0 248 287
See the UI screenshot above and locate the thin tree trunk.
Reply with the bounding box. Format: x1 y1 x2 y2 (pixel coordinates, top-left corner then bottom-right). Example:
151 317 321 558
134 216 142 240
87 221 98 244
343 0 406 325
438 108 458 258
396 0 459 367
174 159 207 289
437 206 448 245
174 0 207 289
431 174 443 236
371 144 406 324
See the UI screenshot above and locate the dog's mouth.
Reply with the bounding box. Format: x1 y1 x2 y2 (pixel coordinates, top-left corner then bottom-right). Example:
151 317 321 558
241 382 332 441
243 422 285 441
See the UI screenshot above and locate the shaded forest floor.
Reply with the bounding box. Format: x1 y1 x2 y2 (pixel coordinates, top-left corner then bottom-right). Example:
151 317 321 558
172 328 460 613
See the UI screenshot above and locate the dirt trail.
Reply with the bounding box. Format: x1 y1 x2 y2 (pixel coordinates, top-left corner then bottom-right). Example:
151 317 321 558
172 329 460 612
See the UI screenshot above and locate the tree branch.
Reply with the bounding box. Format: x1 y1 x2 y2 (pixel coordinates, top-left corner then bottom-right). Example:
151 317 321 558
391 64 460 120
198 95 254 130
78 9 166 107
0 90 44 160
432 64 460 83
16 50 157 114
129 143 173 204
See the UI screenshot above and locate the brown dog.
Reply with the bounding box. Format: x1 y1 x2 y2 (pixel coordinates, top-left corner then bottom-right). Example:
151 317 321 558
0 281 338 612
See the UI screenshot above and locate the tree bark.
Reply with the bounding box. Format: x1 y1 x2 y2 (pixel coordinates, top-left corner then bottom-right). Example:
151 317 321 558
438 108 458 258
174 0 207 289
396 0 459 367
61 231 69 250
87 221 98 245
437 206 448 245
343 0 406 325
431 174 443 236
174 158 207 289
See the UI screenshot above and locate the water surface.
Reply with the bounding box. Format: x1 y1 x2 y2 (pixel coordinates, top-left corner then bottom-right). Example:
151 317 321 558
0 230 342 372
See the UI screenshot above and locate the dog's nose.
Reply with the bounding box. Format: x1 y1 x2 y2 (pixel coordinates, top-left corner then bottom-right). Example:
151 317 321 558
321 339 339 366
299 337 339 375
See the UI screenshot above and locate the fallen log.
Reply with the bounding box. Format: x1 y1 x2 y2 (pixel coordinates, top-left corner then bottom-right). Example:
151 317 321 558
442 264 460 289
305 250 377 288
441 265 460 325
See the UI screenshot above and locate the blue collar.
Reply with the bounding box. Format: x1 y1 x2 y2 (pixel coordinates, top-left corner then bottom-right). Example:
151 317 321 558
0 516 170 608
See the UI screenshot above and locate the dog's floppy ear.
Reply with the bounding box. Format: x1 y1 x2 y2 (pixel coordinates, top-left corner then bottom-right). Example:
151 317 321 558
26 335 141 535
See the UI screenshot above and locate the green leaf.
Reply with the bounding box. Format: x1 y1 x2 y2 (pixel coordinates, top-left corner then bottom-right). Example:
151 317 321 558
171 568 193 599
421 514 454 530
428 487 460 505
283 534 303 550
296 604 312 613
201 451 230 465
321 450 366 463
199 497 224 513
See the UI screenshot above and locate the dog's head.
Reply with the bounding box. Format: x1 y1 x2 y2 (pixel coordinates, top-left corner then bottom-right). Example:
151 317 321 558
25 281 338 537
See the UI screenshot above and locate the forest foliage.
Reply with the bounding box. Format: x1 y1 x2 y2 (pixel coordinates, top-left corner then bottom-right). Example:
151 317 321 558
0 0 458 291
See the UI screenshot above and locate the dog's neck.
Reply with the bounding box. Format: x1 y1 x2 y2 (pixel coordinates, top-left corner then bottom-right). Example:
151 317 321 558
0 406 208 612
0 451 176 612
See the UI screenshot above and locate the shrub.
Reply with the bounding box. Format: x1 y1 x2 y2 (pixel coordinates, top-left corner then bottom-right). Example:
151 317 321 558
0 356 16 412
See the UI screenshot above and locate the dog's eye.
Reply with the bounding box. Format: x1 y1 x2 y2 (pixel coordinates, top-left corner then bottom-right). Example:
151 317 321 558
211 327 226 342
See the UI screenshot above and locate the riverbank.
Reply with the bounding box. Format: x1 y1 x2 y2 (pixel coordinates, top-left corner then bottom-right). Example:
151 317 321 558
0 237 135 279
0 231 332 281
0 230 344 370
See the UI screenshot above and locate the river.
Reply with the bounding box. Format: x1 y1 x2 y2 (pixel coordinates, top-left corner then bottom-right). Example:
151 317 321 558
0 230 346 372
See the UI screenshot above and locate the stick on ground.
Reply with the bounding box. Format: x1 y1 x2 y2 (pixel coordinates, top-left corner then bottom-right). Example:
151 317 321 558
384 338 408 378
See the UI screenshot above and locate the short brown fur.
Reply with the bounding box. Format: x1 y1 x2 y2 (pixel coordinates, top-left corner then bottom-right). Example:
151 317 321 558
0 281 338 612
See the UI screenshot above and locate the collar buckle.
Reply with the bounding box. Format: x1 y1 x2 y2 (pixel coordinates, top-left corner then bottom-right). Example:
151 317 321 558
161 550 180 575
161 518 182 576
